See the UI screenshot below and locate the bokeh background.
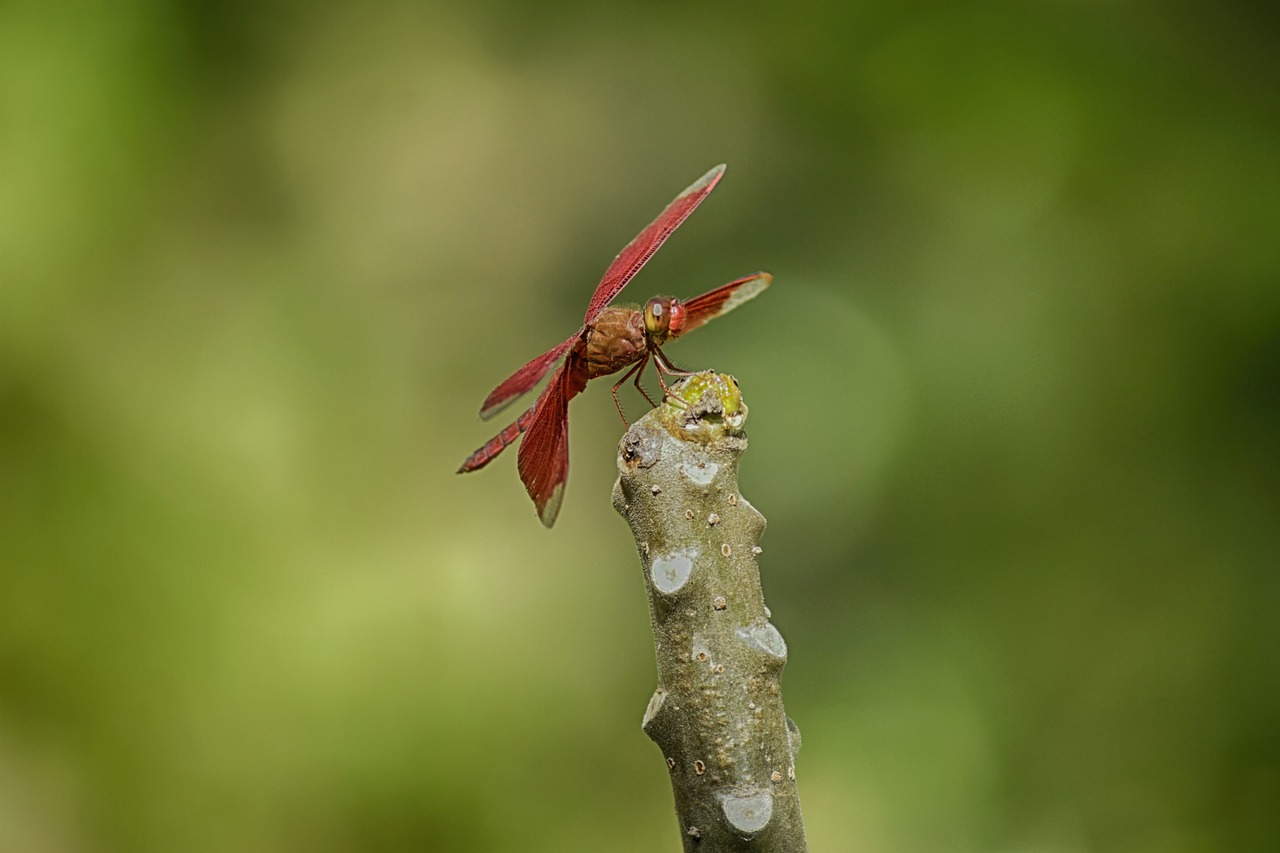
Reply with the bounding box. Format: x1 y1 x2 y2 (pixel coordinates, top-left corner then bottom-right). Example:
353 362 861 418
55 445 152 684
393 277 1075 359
2 1 1278 851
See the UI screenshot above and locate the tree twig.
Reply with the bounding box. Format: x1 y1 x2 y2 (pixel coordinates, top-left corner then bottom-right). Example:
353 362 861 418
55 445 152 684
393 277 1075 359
613 372 807 852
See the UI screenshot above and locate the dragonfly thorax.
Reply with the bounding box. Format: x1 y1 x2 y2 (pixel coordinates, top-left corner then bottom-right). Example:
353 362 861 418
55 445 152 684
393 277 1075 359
581 306 649 380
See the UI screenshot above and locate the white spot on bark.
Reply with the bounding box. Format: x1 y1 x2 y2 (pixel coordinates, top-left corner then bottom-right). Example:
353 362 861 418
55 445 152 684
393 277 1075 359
651 550 695 593
678 461 718 485
720 790 774 834
642 689 667 726
737 622 787 659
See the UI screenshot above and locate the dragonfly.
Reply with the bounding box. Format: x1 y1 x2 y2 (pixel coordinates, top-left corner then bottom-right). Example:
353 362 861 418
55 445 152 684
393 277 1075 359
458 164 771 527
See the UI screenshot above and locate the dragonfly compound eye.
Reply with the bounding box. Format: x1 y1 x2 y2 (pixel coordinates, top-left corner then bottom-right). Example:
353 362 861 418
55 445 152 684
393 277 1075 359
645 297 673 338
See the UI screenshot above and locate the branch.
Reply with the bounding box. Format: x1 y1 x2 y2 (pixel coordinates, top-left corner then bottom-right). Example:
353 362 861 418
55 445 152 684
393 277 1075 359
612 372 807 852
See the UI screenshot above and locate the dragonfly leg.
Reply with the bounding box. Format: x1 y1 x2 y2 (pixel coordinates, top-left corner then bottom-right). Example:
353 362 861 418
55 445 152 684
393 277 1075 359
611 355 650 426
654 346 696 378
652 346 692 410
631 359 660 409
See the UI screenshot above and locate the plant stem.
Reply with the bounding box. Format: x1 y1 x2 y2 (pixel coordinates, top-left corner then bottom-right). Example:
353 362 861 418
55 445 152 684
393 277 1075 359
612 372 807 852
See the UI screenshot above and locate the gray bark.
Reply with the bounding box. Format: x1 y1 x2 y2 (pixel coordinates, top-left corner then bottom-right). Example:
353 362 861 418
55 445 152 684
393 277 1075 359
612 372 807 852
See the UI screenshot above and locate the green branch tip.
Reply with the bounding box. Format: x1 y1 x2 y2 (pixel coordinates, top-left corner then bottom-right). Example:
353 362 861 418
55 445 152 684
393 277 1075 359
656 371 746 443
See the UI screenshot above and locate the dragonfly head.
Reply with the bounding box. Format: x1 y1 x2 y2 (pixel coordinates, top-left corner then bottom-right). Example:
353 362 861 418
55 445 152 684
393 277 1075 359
644 296 686 343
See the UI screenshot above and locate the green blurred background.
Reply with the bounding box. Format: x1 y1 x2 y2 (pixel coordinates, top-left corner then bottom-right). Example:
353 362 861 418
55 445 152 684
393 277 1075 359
2 0 1278 850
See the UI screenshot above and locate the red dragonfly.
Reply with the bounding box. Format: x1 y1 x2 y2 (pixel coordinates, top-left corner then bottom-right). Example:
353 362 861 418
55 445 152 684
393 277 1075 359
458 164 770 526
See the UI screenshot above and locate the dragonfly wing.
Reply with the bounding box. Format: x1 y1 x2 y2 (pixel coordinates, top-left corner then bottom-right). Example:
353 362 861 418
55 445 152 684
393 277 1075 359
516 365 574 527
677 272 772 336
583 164 727 325
479 334 579 421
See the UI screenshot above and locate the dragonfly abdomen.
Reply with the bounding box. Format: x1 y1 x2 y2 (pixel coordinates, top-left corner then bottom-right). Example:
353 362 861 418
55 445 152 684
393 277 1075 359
457 403 538 473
